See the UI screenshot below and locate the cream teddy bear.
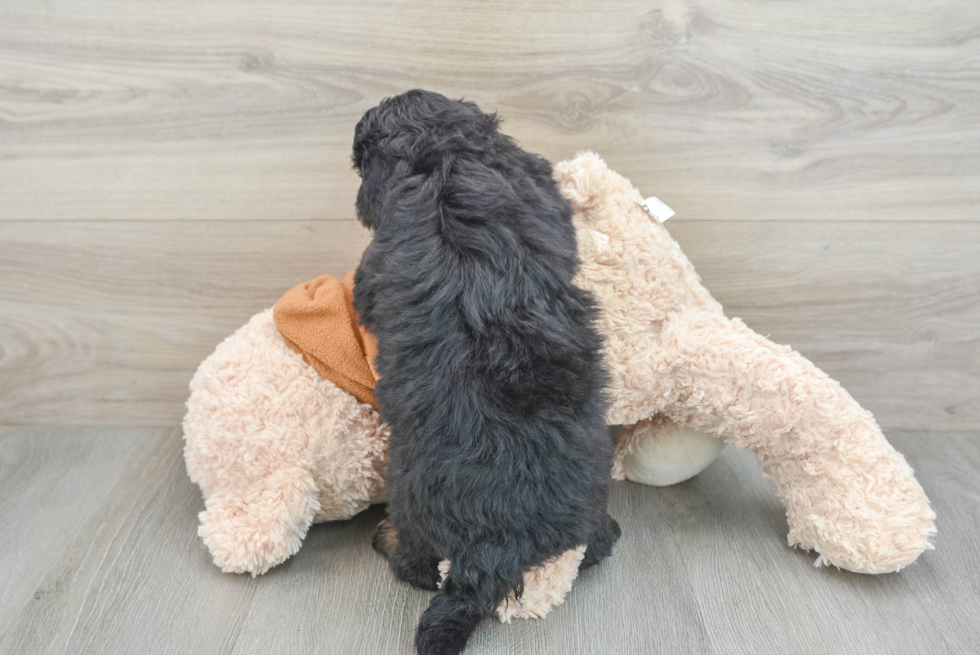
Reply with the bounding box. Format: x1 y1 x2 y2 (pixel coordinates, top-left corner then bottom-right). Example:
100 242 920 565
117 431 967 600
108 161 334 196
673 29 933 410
183 153 935 619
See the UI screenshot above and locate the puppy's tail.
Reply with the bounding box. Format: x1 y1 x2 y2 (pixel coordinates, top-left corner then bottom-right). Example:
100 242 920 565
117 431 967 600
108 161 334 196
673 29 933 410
415 556 519 655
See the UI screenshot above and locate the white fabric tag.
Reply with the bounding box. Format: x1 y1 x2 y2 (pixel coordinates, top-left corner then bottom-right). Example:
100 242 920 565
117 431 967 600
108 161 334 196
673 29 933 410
640 196 675 223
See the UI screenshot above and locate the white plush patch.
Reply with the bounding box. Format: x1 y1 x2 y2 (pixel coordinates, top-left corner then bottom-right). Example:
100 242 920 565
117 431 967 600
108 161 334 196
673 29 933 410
618 419 726 487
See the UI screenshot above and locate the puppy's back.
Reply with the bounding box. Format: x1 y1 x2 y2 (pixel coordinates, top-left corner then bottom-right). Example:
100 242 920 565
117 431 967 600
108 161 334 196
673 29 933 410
352 90 612 655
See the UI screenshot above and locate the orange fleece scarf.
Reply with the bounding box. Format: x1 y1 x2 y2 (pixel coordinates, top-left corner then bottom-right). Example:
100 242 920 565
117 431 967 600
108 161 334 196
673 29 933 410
273 272 379 407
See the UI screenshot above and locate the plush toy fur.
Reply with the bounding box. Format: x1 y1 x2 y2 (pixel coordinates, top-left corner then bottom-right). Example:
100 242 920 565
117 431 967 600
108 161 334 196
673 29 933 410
184 153 935 617
184 308 389 575
558 154 936 574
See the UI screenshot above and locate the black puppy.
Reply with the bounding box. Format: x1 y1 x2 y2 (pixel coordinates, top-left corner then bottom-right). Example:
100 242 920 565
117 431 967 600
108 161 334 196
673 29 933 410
352 90 619 655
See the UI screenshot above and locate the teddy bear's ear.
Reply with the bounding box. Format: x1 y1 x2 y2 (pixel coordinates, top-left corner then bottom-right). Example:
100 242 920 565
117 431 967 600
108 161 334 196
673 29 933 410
554 152 610 215
197 467 320 576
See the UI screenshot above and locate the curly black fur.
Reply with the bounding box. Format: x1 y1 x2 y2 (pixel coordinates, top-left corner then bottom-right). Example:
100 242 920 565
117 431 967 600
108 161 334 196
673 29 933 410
352 90 619 655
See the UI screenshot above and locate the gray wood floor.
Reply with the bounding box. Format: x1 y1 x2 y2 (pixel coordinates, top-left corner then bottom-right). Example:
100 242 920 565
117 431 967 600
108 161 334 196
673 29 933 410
1 426 977 655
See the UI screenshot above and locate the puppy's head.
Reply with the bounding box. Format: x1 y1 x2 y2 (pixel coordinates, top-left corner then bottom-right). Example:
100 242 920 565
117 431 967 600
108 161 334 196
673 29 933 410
352 89 499 229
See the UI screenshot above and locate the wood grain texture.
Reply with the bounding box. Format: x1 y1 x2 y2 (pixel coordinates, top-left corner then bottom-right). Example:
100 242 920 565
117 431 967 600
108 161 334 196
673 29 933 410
0 219 371 425
0 1 977 426
0 426 977 654
1 0 978 221
1 219 977 429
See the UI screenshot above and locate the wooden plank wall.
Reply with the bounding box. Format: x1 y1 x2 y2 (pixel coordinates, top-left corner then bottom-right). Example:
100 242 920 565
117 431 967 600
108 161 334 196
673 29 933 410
1 0 978 429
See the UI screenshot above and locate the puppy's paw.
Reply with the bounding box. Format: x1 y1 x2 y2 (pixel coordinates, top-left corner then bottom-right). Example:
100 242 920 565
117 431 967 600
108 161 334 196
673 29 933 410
391 552 441 591
609 516 623 540
372 519 399 560
581 513 622 569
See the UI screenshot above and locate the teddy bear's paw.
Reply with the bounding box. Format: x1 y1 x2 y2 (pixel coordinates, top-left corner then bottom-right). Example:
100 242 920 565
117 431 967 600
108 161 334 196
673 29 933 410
613 417 725 486
197 467 320 576
781 452 937 574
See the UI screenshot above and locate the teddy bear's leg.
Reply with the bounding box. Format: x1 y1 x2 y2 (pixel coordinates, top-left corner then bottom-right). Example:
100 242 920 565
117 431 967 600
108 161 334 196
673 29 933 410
185 308 389 575
612 415 726 486
197 466 320 576
658 313 936 573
